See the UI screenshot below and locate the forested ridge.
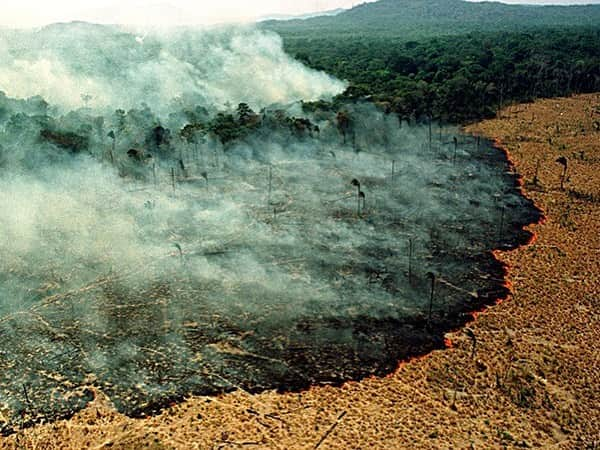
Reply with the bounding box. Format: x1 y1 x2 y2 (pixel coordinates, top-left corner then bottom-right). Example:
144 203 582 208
264 0 600 123
264 0 600 40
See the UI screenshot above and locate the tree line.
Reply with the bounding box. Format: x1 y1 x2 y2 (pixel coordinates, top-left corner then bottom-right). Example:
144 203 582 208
284 28 600 123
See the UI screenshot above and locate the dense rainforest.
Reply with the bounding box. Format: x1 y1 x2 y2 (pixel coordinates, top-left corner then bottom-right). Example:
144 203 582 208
264 0 600 123
265 0 600 40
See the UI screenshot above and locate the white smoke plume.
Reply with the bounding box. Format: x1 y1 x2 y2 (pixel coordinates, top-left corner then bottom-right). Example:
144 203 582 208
0 23 346 112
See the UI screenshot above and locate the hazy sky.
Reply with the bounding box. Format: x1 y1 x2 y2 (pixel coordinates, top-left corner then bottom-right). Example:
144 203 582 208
2 0 600 28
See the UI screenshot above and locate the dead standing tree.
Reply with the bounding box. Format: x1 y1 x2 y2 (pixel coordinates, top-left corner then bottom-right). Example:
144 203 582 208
408 237 414 284
556 156 568 190
336 110 351 145
180 123 206 168
427 272 436 327
268 165 273 206
351 179 361 215
498 205 506 244
107 130 116 164
453 136 458 165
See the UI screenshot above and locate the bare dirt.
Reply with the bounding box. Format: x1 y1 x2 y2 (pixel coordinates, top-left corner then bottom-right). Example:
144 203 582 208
1 94 598 449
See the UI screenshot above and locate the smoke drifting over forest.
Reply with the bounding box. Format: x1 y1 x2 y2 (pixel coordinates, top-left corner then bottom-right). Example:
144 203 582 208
0 23 539 431
0 23 345 111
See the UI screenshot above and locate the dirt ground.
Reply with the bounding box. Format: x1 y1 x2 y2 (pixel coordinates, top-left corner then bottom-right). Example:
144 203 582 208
2 94 599 449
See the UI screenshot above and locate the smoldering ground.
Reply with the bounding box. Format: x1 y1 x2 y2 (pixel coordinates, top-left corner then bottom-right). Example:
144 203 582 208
0 23 540 432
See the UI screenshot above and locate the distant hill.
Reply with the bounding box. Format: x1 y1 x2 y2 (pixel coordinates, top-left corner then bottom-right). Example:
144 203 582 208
258 8 345 22
263 0 600 40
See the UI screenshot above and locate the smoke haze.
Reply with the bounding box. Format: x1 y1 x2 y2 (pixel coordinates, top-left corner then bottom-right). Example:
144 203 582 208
0 23 539 430
0 24 345 112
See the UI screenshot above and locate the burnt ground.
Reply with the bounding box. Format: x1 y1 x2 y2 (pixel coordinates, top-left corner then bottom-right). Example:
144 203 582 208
0 135 541 435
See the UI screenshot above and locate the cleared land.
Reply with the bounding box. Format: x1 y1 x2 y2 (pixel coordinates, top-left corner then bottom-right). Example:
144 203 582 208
1 94 598 449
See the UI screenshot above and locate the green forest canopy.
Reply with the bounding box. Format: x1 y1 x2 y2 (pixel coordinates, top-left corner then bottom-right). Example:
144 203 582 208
263 0 600 123
264 0 600 40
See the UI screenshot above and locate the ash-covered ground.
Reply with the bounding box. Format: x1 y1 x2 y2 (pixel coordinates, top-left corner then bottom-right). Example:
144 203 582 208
0 23 540 432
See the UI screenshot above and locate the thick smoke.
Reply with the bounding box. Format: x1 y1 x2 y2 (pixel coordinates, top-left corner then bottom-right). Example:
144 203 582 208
0 23 345 112
0 23 538 431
